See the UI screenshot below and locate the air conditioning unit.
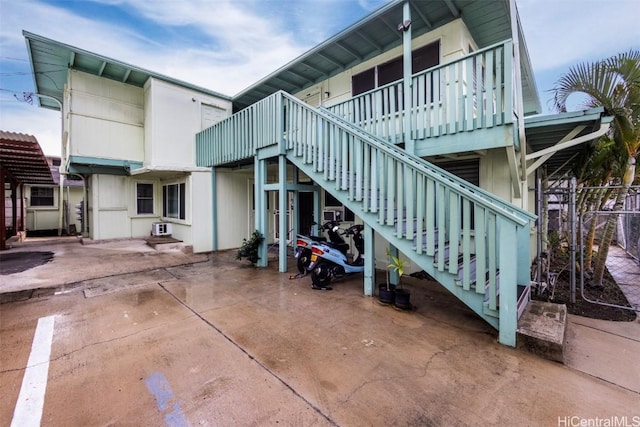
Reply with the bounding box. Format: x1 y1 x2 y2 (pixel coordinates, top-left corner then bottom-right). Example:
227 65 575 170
151 222 172 237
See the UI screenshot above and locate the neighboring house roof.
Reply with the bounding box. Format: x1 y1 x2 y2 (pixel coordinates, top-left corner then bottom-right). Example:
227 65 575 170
524 107 613 178
23 31 232 112
0 131 54 185
233 0 541 114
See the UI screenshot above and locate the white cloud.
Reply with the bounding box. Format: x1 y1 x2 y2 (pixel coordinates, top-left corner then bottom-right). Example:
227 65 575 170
517 0 640 72
0 101 62 156
0 0 320 152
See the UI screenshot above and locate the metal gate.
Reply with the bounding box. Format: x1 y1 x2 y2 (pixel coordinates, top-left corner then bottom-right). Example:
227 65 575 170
535 180 639 312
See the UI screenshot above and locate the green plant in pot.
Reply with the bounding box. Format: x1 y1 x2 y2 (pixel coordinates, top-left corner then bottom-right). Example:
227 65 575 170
236 230 264 265
378 249 397 305
388 254 411 310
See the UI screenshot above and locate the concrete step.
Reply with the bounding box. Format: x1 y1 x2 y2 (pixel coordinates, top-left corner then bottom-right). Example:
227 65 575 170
516 300 567 363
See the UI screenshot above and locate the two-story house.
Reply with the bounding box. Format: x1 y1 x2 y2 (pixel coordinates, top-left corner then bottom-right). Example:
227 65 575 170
24 32 233 252
24 0 610 346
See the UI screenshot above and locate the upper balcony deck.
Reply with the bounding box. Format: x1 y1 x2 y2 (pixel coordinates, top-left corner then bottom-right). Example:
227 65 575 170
197 40 518 168
327 40 517 158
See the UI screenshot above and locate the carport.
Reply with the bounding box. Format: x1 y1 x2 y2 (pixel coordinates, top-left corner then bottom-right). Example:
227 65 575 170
0 131 54 250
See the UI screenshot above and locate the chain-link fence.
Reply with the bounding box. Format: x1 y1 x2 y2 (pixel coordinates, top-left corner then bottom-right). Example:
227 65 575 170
618 191 640 261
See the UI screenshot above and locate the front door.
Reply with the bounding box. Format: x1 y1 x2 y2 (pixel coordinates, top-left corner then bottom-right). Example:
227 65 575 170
298 192 315 236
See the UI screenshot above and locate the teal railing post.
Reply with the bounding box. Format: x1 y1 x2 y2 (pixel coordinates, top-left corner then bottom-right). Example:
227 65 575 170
292 168 299 251
255 156 269 267
388 244 399 286
402 0 414 155
278 155 288 272
498 218 518 346
277 93 289 272
364 223 374 296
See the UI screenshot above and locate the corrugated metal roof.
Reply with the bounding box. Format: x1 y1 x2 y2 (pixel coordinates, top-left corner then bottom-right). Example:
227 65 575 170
0 131 55 185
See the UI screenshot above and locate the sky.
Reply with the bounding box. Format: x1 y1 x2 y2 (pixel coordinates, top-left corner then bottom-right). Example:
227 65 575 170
1 0 638 157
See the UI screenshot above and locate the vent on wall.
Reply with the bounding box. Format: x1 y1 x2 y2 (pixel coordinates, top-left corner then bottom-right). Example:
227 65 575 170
151 222 172 236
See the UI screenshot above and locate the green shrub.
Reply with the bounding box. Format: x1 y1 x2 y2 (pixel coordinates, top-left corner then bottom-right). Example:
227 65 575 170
236 230 264 265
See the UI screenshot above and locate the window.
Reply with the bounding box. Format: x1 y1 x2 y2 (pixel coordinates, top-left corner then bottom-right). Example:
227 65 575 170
136 183 154 215
324 191 355 222
30 187 54 206
162 183 186 220
351 41 440 97
352 68 375 96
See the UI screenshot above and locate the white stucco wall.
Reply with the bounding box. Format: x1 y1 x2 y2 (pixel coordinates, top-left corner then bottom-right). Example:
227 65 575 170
68 70 144 162
65 71 228 251
90 174 129 240
143 78 232 168
190 171 213 253
215 169 251 250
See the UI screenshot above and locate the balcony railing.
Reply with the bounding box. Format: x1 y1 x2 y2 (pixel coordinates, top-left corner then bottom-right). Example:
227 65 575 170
327 40 514 144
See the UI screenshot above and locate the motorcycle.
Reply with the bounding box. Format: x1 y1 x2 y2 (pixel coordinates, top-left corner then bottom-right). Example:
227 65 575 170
309 223 365 290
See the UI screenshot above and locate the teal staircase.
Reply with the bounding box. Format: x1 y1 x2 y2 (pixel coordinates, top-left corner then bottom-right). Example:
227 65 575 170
196 90 535 346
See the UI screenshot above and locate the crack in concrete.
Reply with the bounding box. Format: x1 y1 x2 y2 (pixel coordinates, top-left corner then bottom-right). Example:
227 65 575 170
156 281 340 427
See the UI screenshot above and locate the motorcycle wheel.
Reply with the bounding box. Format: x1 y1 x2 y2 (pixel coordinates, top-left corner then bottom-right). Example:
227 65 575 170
297 250 311 274
311 262 333 289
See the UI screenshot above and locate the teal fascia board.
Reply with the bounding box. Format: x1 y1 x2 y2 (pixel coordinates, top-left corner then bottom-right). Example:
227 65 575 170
524 107 605 129
68 155 143 175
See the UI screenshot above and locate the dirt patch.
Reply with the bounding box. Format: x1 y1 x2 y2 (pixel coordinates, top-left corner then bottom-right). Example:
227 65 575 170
532 252 637 322
0 251 54 275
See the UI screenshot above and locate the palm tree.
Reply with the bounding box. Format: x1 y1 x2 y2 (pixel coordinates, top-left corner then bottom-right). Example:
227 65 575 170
552 50 640 286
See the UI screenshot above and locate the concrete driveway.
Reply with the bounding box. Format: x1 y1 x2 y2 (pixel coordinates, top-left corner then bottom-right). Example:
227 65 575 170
1 239 639 426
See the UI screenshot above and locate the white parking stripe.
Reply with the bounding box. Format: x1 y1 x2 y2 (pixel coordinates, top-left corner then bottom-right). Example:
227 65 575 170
11 315 56 427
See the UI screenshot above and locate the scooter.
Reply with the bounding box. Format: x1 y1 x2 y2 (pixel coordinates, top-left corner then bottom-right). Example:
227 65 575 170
293 220 345 275
309 223 365 290
293 222 327 275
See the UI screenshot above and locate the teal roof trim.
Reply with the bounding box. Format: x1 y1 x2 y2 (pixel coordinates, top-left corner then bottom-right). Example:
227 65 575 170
524 106 606 128
233 0 540 114
524 107 611 176
67 155 143 176
23 31 232 111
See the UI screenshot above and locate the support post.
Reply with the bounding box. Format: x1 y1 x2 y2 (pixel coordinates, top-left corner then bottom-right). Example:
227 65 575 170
10 180 17 237
536 175 543 295
388 244 399 285
498 219 518 347
254 157 268 267
278 155 288 272
19 182 25 233
402 1 414 155
292 168 299 250
569 177 577 303
364 223 375 296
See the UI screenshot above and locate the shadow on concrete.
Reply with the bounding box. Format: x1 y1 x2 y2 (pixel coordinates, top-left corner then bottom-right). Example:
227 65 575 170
0 251 54 275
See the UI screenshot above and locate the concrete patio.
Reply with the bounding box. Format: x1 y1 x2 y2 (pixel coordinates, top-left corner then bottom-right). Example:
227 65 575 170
1 238 639 425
